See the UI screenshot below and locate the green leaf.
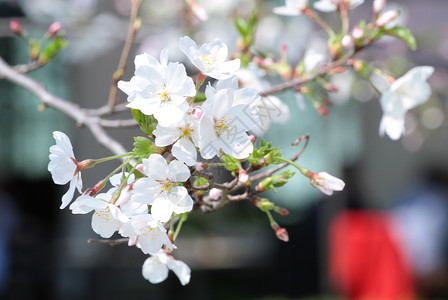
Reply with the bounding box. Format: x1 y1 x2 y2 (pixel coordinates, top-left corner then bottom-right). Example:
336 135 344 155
382 26 417 50
39 37 68 63
234 18 248 37
193 176 208 187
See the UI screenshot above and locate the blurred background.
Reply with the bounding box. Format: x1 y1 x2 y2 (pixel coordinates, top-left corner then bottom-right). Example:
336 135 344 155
1 0 448 299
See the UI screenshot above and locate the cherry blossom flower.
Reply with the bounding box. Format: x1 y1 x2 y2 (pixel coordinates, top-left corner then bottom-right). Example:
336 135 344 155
199 88 258 159
153 111 200 166
69 193 128 238
48 131 82 209
273 0 308 16
310 172 345 196
313 0 364 12
179 36 240 80
119 214 175 254
379 66 434 140
107 173 148 217
131 154 193 222
118 49 196 126
142 250 191 285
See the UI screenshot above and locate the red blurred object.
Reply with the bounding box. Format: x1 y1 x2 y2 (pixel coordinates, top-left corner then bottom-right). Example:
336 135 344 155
329 211 415 300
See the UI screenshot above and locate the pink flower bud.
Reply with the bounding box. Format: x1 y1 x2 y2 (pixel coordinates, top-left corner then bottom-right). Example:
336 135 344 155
136 164 144 172
194 162 208 171
278 207 290 216
373 0 386 14
249 135 257 144
47 22 62 38
189 0 208 21
238 171 249 184
208 188 222 200
376 10 399 27
280 43 287 53
351 27 364 39
342 35 354 48
310 171 345 196
274 226 289 242
9 20 22 36
192 107 203 120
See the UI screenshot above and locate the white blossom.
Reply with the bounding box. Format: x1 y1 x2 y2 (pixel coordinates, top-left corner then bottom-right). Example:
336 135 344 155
379 66 434 140
48 131 82 209
153 111 200 166
118 49 196 126
310 172 345 196
313 0 364 12
273 0 308 16
179 36 240 80
107 173 148 217
131 154 193 222
119 214 175 254
69 193 128 238
199 88 258 159
142 250 191 285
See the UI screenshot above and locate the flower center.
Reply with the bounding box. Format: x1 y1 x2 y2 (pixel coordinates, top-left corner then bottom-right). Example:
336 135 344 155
94 208 112 222
201 54 216 72
156 178 173 193
156 86 170 102
178 123 194 139
139 225 157 240
214 115 232 136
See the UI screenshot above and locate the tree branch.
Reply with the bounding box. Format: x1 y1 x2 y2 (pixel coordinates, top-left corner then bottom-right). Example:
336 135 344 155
0 56 128 156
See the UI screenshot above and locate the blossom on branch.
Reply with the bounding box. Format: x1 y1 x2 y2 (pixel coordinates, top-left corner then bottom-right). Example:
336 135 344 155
130 154 193 222
273 0 308 16
179 36 240 80
142 250 191 285
48 131 83 209
379 66 434 140
119 214 175 254
313 0 364 12
69 193 128 238
118 49 196 126
310 172 345 196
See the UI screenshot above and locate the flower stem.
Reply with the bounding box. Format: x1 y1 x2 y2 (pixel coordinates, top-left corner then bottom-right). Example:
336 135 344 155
304 8 335 37
173 214 188 241
277 157 310 177
94 152 134 164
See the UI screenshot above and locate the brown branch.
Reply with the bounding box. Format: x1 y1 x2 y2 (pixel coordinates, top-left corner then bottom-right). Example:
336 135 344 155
84 102 129 116
106 0 143 110
0 56 128 156
99 118 138 128
88 238 129 246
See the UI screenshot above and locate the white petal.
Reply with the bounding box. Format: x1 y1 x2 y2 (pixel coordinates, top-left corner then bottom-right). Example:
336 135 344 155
313 0 336 12
151 196 173 223
92 207 120 238
60 176 79 209
145 154 169 179
168 187 193 214
142 256 169 284
168 160 191 182
172 138 197 166
154 125 180 147
166 259 191 286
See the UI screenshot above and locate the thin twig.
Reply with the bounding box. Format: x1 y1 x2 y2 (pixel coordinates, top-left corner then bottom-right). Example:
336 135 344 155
0 56 128 156
106 0 143 110
88 238 129 246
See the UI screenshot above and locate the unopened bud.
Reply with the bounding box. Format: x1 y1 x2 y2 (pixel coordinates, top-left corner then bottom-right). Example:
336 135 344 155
136 163 144 172
272 224 289 242
376 10 399 27
342 35 354 48
317 106 329 117
352 27 364 39
280 43 287 53
238 171 249 184
189 0 208 21
47 22 62 38
373 0 386 14
194 162 208 171
276 207 290 216
9 20 23 36
208 188 222 200
249 135 257 144
192 107 203 120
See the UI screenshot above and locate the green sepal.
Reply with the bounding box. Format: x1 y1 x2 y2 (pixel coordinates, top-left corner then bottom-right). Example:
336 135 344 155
131 109 157 135
381 26 417 50
221 154 240 172
132 136 161 158
259 170 295 192
249 139 282 166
